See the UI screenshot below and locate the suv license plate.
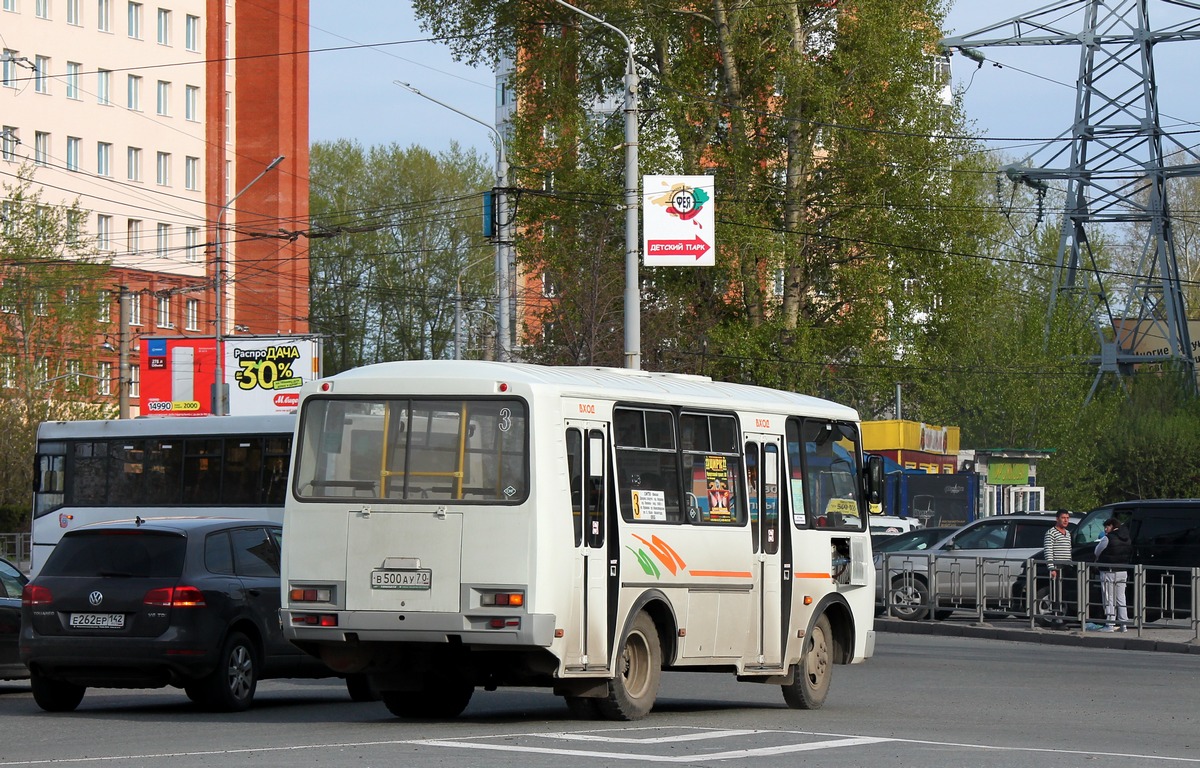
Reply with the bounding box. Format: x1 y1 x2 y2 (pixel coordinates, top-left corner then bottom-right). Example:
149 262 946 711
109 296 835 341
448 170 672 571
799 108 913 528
69 613 125 629
371 569 432 590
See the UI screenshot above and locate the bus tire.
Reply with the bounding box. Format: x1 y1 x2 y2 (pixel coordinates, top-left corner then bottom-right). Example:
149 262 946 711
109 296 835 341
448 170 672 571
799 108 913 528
381 678 473 719
563 695 601 719
31 670 85 712
345 674 378 702
197 631 258 712
782 613 832 710
596 612 662 721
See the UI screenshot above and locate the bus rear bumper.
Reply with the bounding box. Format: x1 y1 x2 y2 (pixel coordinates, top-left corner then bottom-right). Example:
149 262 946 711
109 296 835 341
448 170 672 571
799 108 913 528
284 610 556 649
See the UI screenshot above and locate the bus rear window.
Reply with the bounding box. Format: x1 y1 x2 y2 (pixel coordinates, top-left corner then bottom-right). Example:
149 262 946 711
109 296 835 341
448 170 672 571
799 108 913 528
296 398 528 503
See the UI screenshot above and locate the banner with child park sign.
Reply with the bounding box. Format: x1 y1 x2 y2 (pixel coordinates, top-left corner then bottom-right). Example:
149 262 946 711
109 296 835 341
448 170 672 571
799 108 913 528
643 175 715 266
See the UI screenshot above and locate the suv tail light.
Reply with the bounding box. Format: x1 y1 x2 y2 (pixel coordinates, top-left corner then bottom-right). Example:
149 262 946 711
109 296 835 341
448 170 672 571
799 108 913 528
22 584 52 606
143 586 207 607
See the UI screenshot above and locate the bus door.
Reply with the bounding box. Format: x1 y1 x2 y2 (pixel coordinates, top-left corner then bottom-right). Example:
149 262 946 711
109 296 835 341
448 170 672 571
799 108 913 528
745 434 784 669
565 422 610 671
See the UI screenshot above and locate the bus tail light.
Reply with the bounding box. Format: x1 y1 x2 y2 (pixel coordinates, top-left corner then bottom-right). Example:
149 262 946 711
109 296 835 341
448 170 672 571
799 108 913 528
488 618 520 629
481 591 524 607
292 613 338 627
289 587 333 603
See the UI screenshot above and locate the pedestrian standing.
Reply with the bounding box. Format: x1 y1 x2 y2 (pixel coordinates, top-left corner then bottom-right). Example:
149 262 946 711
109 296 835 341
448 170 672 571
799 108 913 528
1043 510 1074 626
1094 517 1131 632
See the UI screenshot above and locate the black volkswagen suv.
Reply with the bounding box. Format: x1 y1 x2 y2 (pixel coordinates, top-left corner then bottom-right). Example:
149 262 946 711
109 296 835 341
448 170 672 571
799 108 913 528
20 517 338 712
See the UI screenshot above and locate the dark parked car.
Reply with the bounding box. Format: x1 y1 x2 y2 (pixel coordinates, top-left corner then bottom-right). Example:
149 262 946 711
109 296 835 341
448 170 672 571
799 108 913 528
1020 499 1200 624
1 556 28 680
20 517 354 712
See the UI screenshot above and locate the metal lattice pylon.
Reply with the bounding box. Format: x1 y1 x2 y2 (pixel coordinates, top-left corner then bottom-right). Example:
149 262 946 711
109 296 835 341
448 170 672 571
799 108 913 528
942 1 1200 399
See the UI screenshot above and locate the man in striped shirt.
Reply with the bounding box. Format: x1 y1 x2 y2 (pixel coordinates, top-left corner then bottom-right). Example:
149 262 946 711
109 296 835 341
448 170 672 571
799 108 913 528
1042 510 1075 626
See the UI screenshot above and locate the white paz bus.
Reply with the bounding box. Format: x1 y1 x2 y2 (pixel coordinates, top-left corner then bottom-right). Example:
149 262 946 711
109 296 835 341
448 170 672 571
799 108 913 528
281 361 881 720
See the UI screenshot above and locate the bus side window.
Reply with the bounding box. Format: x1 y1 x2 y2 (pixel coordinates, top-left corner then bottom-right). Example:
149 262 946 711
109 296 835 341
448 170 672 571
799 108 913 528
566 429 584 546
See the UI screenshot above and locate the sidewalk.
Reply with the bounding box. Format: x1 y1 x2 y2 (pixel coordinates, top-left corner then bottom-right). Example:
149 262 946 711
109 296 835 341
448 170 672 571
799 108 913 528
875 615 1200 654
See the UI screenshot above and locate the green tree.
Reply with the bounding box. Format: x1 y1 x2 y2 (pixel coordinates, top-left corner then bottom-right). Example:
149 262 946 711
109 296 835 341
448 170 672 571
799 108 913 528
0 168 113 519
308 140 494 371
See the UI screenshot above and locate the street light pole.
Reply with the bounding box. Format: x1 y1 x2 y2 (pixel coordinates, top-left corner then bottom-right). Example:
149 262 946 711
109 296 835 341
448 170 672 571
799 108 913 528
395 81 512 362
552 0 640 370
212 155 284 415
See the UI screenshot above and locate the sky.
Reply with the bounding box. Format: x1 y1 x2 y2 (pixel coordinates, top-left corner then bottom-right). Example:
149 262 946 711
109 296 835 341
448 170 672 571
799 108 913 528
308 1 1200 166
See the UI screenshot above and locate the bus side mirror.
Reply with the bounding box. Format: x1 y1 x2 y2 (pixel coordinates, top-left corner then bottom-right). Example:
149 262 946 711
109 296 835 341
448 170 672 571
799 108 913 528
864 454 884 506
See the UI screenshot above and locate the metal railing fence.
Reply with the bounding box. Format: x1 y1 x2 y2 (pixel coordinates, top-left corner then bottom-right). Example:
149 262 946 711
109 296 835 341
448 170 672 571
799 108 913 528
879 551 1199 641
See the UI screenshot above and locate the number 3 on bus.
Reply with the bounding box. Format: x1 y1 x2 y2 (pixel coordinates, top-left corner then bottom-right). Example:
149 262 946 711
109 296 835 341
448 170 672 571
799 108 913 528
281 360 884 721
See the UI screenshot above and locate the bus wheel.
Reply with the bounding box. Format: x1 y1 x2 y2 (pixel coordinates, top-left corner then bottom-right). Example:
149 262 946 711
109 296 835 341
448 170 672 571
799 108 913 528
31 670 85 712
382 678 473 719
782 613 832 710
563 695 601 719
597 612 662 721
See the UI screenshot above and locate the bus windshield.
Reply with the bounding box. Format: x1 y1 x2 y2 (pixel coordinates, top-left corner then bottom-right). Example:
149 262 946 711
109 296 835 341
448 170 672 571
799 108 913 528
294 398 529 503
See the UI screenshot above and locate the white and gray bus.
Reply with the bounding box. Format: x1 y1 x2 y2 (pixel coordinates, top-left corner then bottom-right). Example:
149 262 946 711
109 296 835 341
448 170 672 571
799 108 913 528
31 414 294 575
281 360 880 720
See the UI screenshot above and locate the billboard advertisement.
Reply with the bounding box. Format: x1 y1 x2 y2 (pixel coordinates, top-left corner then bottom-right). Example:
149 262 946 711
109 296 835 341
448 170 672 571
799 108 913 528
643 175 715 267
141 338 219 415
225 337 320 415
140 336 320 416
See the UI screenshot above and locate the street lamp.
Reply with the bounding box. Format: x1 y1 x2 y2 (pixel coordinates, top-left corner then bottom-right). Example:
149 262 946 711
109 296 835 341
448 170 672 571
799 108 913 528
552 0 640 370
395 81 512 362
213 155 284 416
456 253 499 360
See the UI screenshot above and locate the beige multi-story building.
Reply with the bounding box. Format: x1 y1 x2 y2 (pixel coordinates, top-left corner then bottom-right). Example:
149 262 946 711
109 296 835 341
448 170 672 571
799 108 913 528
0 0 309 414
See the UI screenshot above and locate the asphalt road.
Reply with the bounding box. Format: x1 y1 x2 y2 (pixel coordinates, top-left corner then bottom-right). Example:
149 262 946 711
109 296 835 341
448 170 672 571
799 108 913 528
1 633 1198 767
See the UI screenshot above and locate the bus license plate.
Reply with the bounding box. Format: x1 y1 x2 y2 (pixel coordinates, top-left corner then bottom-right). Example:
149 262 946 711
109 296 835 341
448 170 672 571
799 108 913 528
371 569 432 590
69 613 125 629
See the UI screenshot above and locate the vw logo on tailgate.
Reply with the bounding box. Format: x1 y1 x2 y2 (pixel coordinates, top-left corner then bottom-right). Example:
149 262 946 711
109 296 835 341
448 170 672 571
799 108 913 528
88 591 104 607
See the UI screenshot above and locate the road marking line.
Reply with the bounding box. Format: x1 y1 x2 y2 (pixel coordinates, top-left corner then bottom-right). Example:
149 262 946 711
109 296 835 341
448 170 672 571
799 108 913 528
414 736 890 762
541 728 764 743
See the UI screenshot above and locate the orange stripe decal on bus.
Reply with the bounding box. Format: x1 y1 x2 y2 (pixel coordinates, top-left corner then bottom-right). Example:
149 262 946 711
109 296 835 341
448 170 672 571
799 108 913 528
794 572 832 579
687 570 753 578
632 534 687 575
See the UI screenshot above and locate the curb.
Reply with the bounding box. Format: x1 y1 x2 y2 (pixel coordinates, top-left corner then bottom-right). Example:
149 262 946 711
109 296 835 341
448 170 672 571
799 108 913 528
875 617 1200 655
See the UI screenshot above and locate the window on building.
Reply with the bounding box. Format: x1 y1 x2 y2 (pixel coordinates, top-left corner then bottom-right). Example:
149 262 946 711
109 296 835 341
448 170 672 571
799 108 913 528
126 218 141 253
97 69 111 104
65 359 83 391
97 361 112 396
184 156 198 190
97 289 111 322
66 62 81 99
34 131 49 166
127 74 141 110
97 0 111 32
2 0 17 13
184 84 198 120
34 55 48 93
97 141 111 176
128 292 142 325
34 289 49 316
35 358 49 384
155 151 169 185
2 50 19 88
156 79 169 115
185 298 198 330
156 294 171 327
127 1 141 39
156 7 170 45
2 126 17 160
155 222 170 257
0 356 14 389
66 136 81 171
67 0 81 24
97 214 112 251
129 364 140 398
185 14 199 51
35 0 47 18
185 226 200 262
127 146 141 180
